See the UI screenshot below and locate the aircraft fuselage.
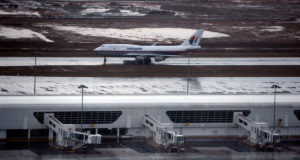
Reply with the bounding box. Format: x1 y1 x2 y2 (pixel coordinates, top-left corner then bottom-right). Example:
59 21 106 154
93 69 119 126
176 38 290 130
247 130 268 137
94 44 200 57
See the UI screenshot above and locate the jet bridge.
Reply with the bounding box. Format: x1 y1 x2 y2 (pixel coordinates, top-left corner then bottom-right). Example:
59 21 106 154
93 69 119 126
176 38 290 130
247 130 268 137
143 115 184 152
44 113 102 150
233 112 280 149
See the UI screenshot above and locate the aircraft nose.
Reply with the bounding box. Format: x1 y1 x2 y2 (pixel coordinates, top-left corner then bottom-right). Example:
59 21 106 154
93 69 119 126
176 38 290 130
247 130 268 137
95 46 102 51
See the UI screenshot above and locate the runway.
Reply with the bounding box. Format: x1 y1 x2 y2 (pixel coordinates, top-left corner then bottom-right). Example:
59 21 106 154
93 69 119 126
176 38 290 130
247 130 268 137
1 57 300 66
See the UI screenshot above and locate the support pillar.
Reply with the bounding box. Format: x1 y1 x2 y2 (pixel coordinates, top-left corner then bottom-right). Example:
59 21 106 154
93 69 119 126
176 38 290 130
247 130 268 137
0 130 6 139
49 129 53 140
117 128 120 142
55 133 59 144
27 129 31 139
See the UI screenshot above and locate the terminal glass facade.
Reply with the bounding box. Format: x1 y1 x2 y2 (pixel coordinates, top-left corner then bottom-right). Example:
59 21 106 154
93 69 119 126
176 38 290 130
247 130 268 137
33 111 122 124
166 110 251 123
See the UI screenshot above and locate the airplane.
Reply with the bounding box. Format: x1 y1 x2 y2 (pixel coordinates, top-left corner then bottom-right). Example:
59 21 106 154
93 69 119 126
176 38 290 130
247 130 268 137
94 29 204 65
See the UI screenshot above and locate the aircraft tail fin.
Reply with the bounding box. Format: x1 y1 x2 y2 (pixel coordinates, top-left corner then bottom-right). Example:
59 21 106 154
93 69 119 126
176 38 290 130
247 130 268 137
181 29 204 46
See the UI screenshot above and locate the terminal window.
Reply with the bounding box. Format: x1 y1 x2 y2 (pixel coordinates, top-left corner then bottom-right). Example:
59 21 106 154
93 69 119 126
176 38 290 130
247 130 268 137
166 110 251 123
33 111 122 124
294 110 300 120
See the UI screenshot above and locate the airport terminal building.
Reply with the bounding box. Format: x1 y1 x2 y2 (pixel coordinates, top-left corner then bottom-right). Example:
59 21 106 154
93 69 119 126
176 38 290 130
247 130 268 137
0 94 300 140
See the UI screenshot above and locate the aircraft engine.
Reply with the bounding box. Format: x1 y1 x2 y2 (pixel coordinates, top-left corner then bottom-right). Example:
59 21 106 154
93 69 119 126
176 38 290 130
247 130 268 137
154 56 166 62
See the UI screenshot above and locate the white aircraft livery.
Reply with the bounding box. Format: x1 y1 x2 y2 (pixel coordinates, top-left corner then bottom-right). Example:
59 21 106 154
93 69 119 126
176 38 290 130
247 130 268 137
94 29 204 64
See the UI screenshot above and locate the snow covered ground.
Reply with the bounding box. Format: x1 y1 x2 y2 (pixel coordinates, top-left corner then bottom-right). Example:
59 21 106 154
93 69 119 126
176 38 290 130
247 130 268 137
0 57 299 66
0 26 53 42
0 76 299 95
41 25 229 42
80 8 110 15
261 26 284 32
80 3 184 17
132 3 161 10
80 8 146 16
0 9 40 17
119 9 146 16
131 3 185 17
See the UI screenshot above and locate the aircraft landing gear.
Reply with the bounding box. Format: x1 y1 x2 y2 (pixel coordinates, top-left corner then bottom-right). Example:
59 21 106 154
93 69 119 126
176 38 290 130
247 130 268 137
103 56 106 66
136 58 151 65
124 57 152 65
143 58 151 65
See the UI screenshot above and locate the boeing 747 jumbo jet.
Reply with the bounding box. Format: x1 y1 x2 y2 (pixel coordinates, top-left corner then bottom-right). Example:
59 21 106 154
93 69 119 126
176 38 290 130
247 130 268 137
94 29 204 65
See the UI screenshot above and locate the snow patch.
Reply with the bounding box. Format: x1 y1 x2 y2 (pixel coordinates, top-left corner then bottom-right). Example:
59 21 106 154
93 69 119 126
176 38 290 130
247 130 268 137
80 8 145 16
202 23 213 26
0 9 40 17
0 26 53 42
81 8 110 15
43 25 229 42
132 3 184 17
0 76 299 95
119 9 146 16
261 26 284 32
174 11 185 17
232 26 255 30
132 3 161 10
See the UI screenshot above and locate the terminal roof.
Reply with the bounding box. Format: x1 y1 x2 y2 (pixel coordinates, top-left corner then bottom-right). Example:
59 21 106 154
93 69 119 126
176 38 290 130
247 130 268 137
0 94 299 106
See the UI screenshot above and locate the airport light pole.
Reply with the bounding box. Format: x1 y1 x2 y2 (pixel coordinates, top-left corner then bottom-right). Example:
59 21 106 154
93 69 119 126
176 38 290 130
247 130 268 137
271 84 281 131
78 85 88 132
186 52 191 94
